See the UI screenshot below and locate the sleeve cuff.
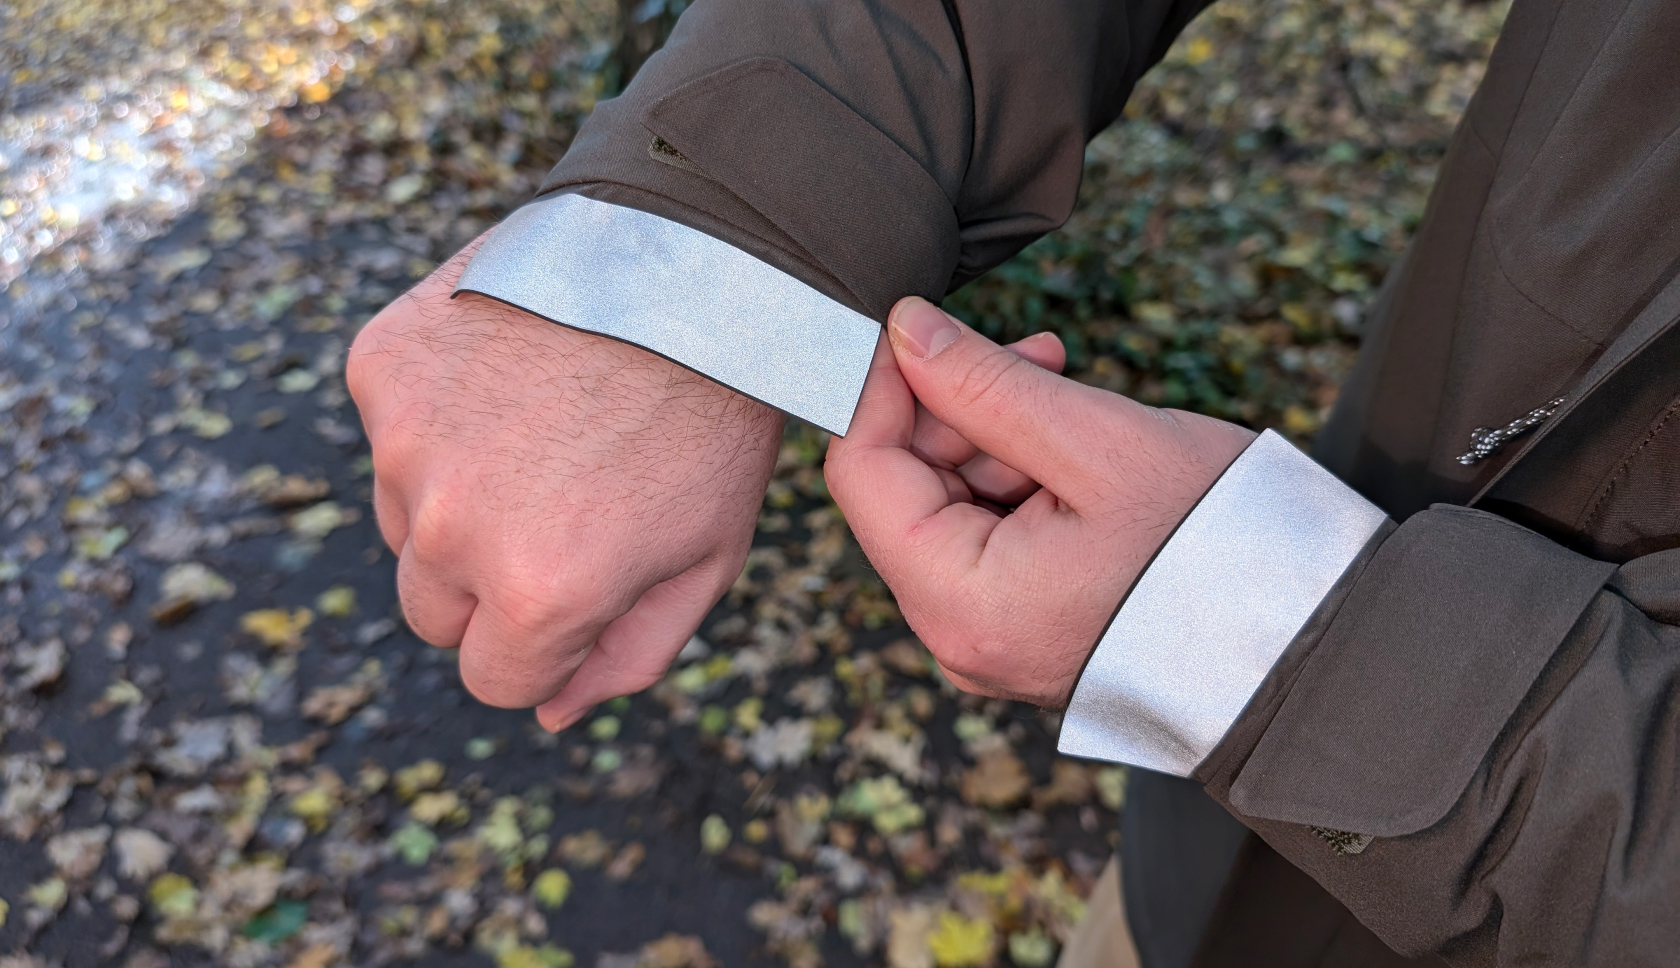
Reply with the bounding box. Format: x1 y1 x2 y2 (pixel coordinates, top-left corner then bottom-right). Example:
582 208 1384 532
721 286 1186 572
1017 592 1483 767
1058 430 1391 777
453 192 881 436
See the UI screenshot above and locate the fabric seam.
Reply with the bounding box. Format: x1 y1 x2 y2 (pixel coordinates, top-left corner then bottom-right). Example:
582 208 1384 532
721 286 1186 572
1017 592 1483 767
1576 397 1680 535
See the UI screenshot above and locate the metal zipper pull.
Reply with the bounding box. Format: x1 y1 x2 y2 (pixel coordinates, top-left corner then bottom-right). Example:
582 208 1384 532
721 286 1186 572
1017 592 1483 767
1457 396 1567 465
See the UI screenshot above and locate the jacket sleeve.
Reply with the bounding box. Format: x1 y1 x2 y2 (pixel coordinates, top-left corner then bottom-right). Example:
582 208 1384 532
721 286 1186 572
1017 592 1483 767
1060 429 1680 963
1197 506 1680 963
452 0 1215 434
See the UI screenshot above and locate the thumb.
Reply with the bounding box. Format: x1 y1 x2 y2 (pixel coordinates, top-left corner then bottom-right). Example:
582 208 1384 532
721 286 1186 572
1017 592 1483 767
887 297 1115 501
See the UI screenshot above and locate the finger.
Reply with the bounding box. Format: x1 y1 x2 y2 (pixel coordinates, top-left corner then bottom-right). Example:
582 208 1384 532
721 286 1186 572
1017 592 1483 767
909 331 1065 471
372 475 410 553
395 534 477 648
888 297 1130 504
956 453 1042 506
825 337 1005 591
453 583 620 709
933 465 974 506
533 556 735 731
825 335 952 536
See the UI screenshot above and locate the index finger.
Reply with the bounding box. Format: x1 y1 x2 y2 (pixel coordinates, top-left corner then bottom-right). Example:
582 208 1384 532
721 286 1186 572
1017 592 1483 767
825 334 1005 585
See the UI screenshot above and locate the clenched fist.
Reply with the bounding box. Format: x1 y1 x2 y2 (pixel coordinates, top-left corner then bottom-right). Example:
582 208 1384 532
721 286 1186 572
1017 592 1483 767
347 236 784 730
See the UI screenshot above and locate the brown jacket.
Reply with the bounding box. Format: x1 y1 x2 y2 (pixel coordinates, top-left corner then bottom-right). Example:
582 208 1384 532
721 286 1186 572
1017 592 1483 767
534 0 1680 963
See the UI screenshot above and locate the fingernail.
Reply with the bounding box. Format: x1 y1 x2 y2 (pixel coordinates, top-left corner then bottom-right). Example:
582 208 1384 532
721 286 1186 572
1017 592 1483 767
891 299 960 360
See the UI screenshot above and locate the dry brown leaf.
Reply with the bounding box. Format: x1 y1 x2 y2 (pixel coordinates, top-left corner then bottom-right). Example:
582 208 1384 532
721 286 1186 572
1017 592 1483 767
639 933 717 968
286 944 339 968
1032 760 1095 810
961 751 1032 808
300 682 373 726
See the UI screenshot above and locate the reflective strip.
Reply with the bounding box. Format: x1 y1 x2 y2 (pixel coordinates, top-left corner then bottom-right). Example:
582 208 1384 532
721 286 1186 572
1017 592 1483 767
454 192 880 436
1058 430 1390 776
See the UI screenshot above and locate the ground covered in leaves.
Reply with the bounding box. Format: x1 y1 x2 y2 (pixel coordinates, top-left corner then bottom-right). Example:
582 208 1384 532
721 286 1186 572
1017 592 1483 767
0 0 1505 966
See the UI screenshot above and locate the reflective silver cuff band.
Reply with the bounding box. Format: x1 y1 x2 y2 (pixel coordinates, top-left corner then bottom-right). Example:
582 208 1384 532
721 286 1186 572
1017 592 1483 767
1058 430 1390 777
454 192 880 436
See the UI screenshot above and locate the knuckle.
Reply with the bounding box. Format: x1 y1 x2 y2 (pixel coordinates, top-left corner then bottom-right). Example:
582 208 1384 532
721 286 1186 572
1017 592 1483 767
345 314 396 401
949 351 1028 414
456 648 549 709
622 667 665 696
394 583 457 651
495 569 615 635
406 489 460 562
489 585 563 640
921 629 979 681
367 440 410 489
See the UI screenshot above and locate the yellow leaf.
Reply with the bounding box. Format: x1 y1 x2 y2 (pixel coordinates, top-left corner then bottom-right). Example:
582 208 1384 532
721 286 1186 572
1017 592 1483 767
700 814 731 855
148 873 198 919
531 869 572 910
410 791 466 826
315 585 356 617
240 608 313 649
394 759 445 800
927 911 995 968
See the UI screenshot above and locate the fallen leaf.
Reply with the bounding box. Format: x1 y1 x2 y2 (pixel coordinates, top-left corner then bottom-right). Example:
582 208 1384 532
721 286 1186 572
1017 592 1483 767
25 877 67 912
887 905 938 968
242 899 308 943
1095 766 1128 812
606 841 646 881
46 826 111 879
241 607 314 650
288 502 353 540
498 946 574 968
287 944 340 968
961 751 1032 808
880 639 934 677
409 791 466 827
12 638 66 691
928 911 995 968
114 828 174 881
300 681 373 725
393 759 445 800
700 815 731 855
1032 761 1094 810
531 868 572 909
148 873 198 919
314 585 356 617
558 830 613 868
1007 930 1057 968
639 934 717 968
388 822 439 866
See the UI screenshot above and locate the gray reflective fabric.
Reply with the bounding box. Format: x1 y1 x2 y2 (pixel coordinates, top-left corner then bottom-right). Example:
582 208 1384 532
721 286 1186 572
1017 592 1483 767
1058 431 1389 776
454 192 880 436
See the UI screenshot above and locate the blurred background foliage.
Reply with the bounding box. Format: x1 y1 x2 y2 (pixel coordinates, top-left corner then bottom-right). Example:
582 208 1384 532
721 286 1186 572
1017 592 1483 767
944 0 1509 438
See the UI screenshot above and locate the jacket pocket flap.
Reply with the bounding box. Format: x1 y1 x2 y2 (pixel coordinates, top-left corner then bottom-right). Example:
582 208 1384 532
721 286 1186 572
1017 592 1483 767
642 57 960 321
1229 507 1615 837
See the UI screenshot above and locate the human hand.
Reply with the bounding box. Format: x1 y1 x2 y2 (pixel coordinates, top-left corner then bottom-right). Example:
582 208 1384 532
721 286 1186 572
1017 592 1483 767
347 235 784 730
825 297 1256 707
